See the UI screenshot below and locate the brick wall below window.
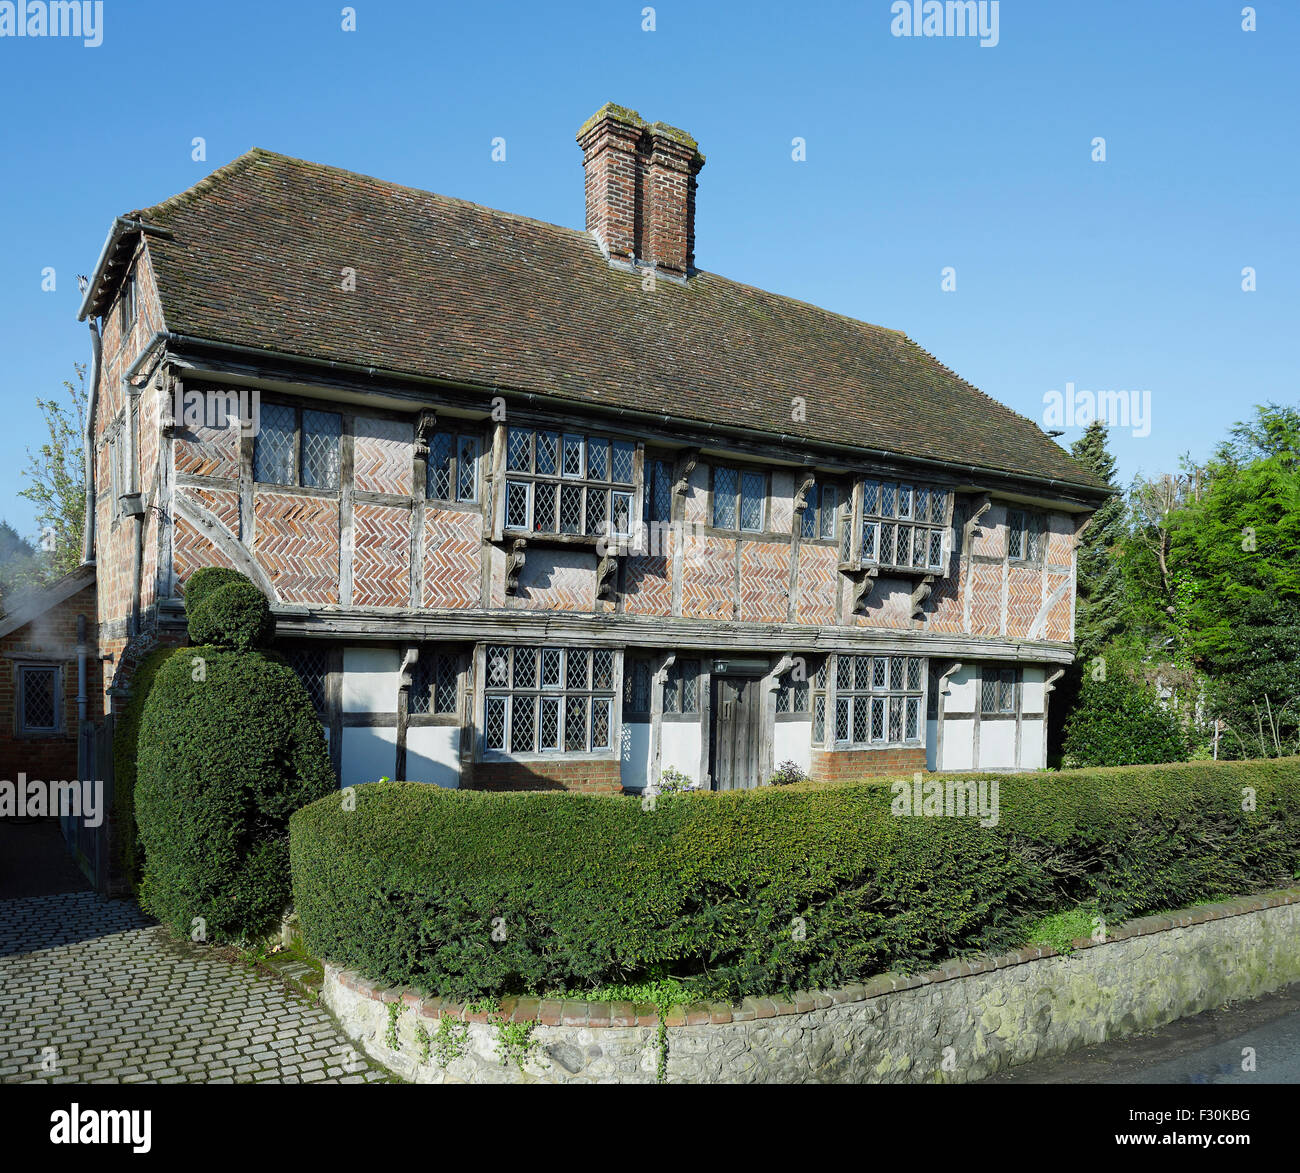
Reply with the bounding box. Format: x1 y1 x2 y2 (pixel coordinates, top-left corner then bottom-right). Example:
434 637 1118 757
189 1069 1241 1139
460 758 623 794
809 746 927 782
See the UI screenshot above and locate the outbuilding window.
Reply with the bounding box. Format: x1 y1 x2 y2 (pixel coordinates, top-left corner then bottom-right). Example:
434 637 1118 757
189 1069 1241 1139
18 664 60 734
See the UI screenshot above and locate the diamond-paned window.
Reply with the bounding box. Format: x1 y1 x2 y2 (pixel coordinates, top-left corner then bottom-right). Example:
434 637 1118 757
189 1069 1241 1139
981 666 1017 714
624 658 652 715
712 467 737 529
426 430 480 503
254 403 297 485
506 481 531 529
409 650 459 716
828 655 925 748
1008 509 1045 563
859 480 948 573
776 669 812 716
484 646 616 756
647 459 673 523
712 466 765 533
302 410 341 490
285 648 329 716
587 439 609 481
559 484 584 534
610 442 635 486
19 665 58 732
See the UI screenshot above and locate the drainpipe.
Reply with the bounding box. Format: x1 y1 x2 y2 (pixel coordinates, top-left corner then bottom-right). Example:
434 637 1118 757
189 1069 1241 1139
121 332 170 636
81 319 102 565
76 614 88 723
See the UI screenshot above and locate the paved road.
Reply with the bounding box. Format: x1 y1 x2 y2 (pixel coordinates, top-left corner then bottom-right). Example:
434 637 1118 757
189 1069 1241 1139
0 823 390 1085
985 982 1300 1084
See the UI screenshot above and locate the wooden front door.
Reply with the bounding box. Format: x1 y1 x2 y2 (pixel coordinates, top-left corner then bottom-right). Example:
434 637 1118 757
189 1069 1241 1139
710 675 763 790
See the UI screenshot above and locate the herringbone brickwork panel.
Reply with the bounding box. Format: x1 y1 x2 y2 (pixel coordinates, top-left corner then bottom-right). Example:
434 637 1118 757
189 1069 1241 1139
174 421 240 479
681 534 735 620
173 487 242 587
1046 514 1075 567
253 492 340 604
512 550 596 612
353 501 412 607
1046 573 1073 641
624 543 673 616
848 577 911 629
795 543 837 625
354 416 412 495
972 509 1007 558
422 507 480 609
1006 565 1042 638
927 563 964 632
967 561 1003 636
739 541 790 623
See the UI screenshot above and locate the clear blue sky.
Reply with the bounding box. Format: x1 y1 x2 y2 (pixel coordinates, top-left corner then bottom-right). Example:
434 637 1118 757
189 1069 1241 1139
1 0 1295 539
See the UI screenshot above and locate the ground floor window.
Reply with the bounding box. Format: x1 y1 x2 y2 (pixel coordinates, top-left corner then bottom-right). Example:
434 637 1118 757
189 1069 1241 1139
18 663 60 734
829 654 924 747
980 665 1019 715
484 645 616 755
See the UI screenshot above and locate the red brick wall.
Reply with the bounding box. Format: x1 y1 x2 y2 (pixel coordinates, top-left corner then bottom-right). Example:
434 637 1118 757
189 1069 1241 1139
0 583 101 781
809 746 927 783
461 758 623 794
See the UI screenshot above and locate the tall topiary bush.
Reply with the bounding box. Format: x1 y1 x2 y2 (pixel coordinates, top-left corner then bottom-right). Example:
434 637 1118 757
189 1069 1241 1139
111 645 173 894
135 570 335 942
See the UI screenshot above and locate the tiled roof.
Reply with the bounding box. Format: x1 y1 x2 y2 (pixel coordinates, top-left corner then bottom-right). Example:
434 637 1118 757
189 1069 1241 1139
133 149 1106 494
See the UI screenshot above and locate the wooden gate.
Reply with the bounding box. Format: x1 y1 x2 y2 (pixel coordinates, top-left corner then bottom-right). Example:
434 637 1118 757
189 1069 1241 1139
63 716 114 894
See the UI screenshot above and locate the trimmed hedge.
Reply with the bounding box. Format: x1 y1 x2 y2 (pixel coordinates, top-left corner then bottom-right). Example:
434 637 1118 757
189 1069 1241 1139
186 579 274 650
290 758 1300 1002
181 566 249 614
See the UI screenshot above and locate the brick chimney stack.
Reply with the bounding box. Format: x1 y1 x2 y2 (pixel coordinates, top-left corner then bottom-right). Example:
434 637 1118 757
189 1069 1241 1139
577 103 704 277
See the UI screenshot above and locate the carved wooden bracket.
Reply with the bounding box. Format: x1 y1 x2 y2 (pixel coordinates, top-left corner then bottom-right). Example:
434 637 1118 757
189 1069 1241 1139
909 574 935 620
159 376 179 438
963 493 992 545
398 646 419 691
672 448 700 499
793 470 816 515
1044 667 1066 695
504 538 527 596
414 409 439 458
849 566 879 614
596 552 619 601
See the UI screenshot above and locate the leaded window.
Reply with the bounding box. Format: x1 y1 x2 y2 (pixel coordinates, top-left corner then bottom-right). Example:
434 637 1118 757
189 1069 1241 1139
1007 509 1045 563
408 651 460 716
643 458 673 524
712 466 765 532
775 670 811 715
253 404 342 490
504 428 634 538
285 648 330 717
980 666 1017 715
426 430 480 504
830 654 924 747
18 664 58 733
663 659 700 715
800 482 840 541
860 480 948 573
624 658 653 717
484 645 616 755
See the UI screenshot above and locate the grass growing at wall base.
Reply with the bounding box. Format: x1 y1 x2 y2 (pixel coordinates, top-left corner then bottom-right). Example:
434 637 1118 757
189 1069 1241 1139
291 757 1300 1004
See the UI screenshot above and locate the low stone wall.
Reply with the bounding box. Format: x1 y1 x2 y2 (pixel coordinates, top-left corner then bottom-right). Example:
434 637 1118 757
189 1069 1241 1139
322 886 1300 1084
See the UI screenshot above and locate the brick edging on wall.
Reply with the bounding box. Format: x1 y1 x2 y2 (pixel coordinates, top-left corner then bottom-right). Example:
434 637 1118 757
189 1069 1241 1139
325 884 1300 1030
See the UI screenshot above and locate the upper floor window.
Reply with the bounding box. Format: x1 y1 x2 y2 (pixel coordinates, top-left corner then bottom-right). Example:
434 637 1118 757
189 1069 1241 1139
980 666 1018 715
504 428 634 537
254 404 341 490
662 659 700 715
643 458 673 524
18 664 60 734
483 645 615 756
800 482 839 542
118 272 135 339
427 430 481 504
831 654 924 747
713 467 766 532
861 480 949 574
1007 509 1045 562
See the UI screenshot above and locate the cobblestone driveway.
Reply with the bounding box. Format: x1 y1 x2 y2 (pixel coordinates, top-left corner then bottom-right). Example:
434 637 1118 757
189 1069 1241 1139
0 892 390 1084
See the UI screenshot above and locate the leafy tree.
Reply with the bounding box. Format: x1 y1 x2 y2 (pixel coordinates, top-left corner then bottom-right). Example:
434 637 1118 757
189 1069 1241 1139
1070 420 1126 665
0 521 41 616
19 364 87 581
